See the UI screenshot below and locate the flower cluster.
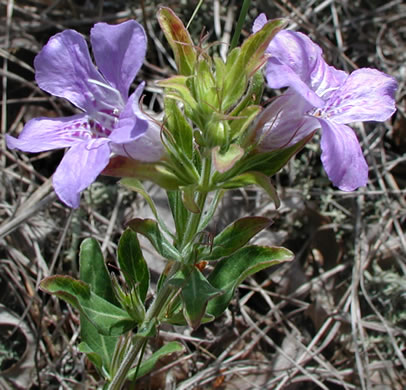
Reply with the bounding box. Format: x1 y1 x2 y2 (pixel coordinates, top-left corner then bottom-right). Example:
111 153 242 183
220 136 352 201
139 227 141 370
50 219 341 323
6 15 398 208
253 14 397 191
7 21 163 208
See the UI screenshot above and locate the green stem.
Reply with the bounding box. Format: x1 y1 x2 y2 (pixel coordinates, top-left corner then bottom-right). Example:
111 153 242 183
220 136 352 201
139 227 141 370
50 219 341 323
229 0 252 51
186 0 204 29
179 156 212 249
108 157 212 389
107 262 181 390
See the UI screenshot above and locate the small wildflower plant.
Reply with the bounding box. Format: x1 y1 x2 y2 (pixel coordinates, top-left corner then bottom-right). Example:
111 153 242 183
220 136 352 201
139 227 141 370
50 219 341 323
6 5 397 389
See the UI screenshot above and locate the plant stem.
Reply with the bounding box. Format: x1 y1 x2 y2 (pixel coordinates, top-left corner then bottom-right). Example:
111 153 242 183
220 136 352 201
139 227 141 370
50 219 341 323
179 156 212 250
107 262 181 390
108 157 212 389
186 0 204 29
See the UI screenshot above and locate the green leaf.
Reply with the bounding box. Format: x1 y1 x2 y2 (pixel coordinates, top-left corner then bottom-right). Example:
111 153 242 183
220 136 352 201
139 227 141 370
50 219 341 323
207 245 293 317
157 76 198 111
229 105 262 140
128 218 181 261
231 71 264 115
194 59 219 114
222 171 280 208
117 229 150 303
164 98 194 160
222 19 285 110
157 7 197 76
79 238 117 305
214 55 226 95
213 134 313 185
202 217 271 261
160 127 201 185
171 267 222 329
40 275 135 336
212 144 244 173
181 185 200 213
247 134 315 177
197 189 225 232
167 190 189 242
127 342 184 381
78 342 105 374
222 48 247 110
79 239 119 374
235 18 286 77
120 178 173 238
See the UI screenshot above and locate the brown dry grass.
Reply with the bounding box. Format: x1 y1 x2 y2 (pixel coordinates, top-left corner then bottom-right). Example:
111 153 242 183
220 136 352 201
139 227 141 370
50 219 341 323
1 0 405 389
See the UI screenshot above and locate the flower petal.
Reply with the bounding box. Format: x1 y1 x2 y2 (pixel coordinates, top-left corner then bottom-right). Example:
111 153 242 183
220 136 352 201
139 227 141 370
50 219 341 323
6 114 90 153
325 68 398 123
265 30 325 107
319 119 368 191
252 14 268 33
53 139 111 208
310 57 348 100
91 20 147 98
34 30 116 113
108 83 148 144
112 121 164 162
255 91 320 151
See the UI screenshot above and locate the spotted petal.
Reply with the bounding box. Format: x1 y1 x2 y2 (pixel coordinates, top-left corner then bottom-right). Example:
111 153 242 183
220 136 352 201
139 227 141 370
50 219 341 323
53 138 111 208
325 68 398 124
34 30 117 114
319 119 368 191
91 20 147 99
6 114 90 153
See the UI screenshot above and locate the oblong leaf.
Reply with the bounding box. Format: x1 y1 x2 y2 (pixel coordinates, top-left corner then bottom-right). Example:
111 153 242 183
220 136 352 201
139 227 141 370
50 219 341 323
79 239 118 372
207 245 293 317
167 190 189 241
127 342 184 381
170 268 222 329
165 98 194 160
203 216 272 261
157 7 197 75
221 171 280 208
120 178 174 238
127 218 181 261
79 238 117 304
40 276 135 336
213 134 313 185
118 228 150 302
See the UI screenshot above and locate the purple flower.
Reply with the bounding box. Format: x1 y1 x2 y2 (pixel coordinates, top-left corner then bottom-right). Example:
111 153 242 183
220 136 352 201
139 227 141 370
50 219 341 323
6 21 164 208
253 14 397 191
